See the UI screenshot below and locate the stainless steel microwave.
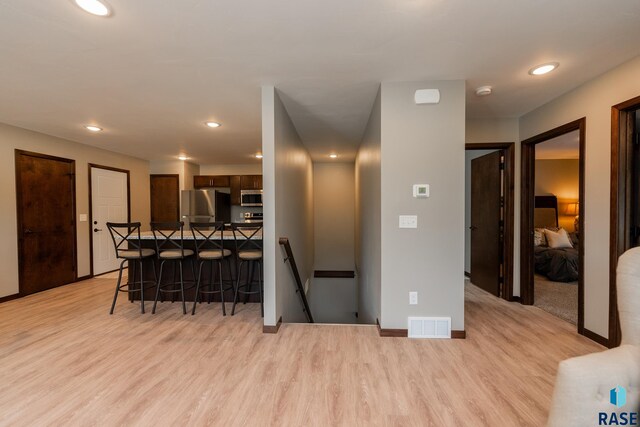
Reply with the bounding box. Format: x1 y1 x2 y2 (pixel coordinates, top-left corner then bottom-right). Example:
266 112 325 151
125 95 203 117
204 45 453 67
241 190 263 207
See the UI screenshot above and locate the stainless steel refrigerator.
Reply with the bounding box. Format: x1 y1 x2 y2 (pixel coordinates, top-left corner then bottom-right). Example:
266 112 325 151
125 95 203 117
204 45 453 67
181 190 231 226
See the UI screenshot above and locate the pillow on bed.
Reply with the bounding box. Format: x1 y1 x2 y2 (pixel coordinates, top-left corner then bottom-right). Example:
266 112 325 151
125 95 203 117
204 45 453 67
544 228 573 249
534 228 546 246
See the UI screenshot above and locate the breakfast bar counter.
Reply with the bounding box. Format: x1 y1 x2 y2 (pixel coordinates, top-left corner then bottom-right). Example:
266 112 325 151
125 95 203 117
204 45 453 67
124 229 262 303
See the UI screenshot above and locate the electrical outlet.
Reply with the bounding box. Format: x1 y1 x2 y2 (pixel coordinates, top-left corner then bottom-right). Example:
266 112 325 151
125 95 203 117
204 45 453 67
409 291 418 305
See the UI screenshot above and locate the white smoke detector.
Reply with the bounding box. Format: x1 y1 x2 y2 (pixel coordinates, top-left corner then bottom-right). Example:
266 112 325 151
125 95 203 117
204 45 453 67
475 86 492 96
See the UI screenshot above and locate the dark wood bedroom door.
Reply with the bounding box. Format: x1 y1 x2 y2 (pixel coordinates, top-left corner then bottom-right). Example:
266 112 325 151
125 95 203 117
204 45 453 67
16 150 77 295
470 151 503 296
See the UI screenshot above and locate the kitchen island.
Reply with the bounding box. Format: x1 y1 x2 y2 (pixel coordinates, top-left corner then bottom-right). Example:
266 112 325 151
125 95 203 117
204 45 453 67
124 229 262 303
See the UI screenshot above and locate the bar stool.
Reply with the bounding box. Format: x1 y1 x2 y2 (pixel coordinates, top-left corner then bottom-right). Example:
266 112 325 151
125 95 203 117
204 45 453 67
106 222 157 314
191 221 234 315
230 222 264 317
151 221 196 315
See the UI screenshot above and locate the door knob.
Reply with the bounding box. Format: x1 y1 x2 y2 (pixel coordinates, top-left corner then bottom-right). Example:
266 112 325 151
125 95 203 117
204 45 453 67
94 228 103 232
24 228 34 234
469 226 478 231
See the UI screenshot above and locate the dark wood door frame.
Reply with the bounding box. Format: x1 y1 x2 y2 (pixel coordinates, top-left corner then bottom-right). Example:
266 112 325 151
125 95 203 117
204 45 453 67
520 118 587 339
610 94 640 348
15 149 78 296
88 164 131 277
465 142 515 301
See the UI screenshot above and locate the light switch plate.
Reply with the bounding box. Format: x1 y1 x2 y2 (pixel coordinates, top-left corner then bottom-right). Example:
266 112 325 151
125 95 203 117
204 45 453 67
79 214 88 222
399 215 418 229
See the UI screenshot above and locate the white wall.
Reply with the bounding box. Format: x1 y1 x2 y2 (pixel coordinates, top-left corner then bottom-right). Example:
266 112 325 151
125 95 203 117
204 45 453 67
355 87 382 325
308 161 357 324
464 149 498 273
149 160 200 191
313 162 355 270
199 164 262 175
465 118 521 294
262 86 314 326
519 55 640 339
0 122 150 298
380 80 466 331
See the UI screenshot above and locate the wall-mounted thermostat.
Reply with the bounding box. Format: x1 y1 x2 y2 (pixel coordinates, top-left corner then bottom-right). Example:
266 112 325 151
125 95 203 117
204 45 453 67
413 184 430 198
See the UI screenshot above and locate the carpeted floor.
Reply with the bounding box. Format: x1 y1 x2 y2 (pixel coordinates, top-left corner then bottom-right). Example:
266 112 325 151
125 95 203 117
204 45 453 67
534 274 578 324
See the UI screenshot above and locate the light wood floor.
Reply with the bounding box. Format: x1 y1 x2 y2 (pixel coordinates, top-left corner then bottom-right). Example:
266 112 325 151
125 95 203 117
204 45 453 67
0 276 603 426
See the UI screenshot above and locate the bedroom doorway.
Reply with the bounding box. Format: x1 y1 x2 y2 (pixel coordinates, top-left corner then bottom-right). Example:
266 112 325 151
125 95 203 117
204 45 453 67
610 95 640 347
465 143 515 301
521 118 585 335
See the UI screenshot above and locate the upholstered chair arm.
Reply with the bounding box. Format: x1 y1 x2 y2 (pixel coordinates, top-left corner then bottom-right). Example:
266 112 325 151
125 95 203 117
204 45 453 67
547 345 640 427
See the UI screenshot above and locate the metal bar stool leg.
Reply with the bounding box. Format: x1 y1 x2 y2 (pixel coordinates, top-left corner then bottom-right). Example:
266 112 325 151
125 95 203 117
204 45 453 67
179 261 187 315
129 260 137 303
218 260 226 316
152 260 165 314
231 260 244 315
208 261 214 304
110 259 127 314
139 259 145 314
192 261 204 315
244 261 254 304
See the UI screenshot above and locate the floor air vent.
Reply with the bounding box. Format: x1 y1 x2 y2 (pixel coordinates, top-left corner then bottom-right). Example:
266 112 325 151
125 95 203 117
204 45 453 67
408 317 451 339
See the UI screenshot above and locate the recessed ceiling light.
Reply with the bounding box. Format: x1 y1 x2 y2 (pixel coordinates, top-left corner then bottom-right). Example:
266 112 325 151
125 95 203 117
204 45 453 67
205 121 221 128
178 155 189 161
475 86 492 97
528 62 559 76
74 0 111 17
329 154 338 159
255 153 264 159
84 125 102 132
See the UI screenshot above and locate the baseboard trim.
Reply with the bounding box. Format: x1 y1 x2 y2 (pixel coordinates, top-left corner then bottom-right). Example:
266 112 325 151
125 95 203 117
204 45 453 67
451 330 466 339
464 271 470 278
581 327 609 348
263 316 283 334
376 319 407 337
76 274 93 282
0 293 20 304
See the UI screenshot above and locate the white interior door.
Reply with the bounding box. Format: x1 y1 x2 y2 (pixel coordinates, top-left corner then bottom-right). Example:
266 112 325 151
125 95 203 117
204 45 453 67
91 167 128 275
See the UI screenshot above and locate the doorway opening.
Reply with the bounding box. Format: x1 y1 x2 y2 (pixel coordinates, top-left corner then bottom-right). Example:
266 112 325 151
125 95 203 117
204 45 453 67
16 150 77 296
89 164 130 277
521 118 585 335
465 143 515 300
610 94 640 348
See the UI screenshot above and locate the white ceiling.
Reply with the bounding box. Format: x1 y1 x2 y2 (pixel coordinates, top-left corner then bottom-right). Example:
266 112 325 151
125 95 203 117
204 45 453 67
0 1 639 164
536 130 580 160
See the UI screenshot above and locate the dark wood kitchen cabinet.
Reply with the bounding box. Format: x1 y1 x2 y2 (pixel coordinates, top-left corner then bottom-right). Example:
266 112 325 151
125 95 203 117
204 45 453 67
193 175 230 189
240 175 262 190
194 174 261 205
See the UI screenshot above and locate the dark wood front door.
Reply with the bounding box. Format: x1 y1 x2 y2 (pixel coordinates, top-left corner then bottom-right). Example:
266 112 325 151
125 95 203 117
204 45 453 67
16 150 77 296
150 174 180 222
470 151 503 296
